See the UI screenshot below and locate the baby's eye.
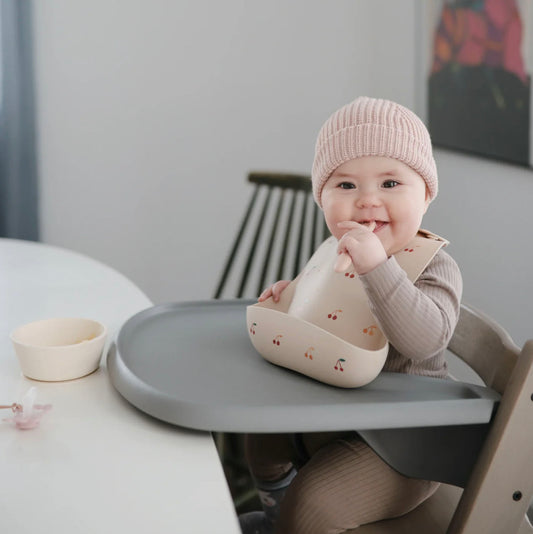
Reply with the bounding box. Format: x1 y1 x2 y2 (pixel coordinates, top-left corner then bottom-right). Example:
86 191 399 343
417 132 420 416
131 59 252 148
382 180 399 189
339 182 355 190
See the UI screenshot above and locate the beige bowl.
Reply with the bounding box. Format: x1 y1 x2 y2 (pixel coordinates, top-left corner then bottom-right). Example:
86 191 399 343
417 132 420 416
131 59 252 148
11 318 107 381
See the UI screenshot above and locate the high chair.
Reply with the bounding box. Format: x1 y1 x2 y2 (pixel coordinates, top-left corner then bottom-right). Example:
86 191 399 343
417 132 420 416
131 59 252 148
109 282 532 531
352 304 533 534
212 172 533 528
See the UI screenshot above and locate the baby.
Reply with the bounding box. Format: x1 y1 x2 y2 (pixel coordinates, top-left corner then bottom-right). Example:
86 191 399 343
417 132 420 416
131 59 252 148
240 97 463 534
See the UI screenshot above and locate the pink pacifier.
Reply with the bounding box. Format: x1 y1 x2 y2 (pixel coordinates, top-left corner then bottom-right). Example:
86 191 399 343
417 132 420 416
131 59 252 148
1 387 52 430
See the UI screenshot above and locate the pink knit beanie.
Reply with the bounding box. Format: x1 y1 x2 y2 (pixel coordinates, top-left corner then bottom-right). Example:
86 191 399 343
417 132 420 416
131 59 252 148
312 97 438 206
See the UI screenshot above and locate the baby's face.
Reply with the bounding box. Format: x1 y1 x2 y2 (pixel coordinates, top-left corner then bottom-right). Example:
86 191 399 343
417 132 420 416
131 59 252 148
321 156 430 256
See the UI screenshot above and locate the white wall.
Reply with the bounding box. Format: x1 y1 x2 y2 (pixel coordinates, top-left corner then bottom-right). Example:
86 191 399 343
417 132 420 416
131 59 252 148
33 0 533 346
33 0 375 302
426 151 533 348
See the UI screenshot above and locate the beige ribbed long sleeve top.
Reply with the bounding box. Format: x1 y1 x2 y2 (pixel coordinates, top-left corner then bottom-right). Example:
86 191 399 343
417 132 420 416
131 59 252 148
360 249 463 378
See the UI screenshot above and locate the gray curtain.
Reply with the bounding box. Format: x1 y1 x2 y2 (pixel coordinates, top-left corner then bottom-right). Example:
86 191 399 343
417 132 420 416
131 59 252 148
0 0 39 240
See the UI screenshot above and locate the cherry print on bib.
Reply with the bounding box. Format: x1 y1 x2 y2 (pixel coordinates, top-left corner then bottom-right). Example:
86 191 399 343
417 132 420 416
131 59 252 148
334 358 346 372
249 322 257 335
363 325 378 336
344 269 356 279
304 347 315 360
327 309 342 320
272 335 283 346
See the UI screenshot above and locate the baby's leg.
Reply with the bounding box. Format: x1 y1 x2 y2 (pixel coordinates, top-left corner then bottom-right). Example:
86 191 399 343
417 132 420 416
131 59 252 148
245 433 297 481
240 434 299 533
275 435 439 534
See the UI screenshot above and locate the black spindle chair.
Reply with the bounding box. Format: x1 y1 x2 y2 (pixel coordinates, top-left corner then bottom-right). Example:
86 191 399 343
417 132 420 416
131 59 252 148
214 172 329 300
213 171 329 512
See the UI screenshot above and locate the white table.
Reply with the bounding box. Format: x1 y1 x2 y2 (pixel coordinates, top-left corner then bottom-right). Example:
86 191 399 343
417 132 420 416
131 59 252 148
0 239 240 534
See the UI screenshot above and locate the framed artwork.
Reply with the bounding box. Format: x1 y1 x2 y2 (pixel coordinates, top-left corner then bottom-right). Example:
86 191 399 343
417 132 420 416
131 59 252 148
417 0 533 167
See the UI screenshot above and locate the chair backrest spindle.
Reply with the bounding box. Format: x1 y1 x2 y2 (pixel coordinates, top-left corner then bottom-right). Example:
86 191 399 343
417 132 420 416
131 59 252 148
237 186 273 298
214 184 261 299
276 188 298 282
257 189 286 297
293 191 308 278
214 171 325 300
310 203 319 259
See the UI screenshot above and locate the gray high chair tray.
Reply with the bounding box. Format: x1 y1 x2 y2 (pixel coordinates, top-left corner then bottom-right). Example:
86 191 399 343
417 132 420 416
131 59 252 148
108 300 500 486
108 299 500 432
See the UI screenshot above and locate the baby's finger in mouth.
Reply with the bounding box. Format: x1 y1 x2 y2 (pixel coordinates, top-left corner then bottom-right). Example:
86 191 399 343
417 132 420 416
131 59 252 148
337 220 376 231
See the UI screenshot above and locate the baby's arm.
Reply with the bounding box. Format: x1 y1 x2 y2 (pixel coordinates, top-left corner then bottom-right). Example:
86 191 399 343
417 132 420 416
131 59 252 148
360 250 462 360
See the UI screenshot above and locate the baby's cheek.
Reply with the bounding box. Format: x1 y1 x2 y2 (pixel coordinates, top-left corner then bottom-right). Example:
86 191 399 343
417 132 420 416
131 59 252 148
324 219 342 240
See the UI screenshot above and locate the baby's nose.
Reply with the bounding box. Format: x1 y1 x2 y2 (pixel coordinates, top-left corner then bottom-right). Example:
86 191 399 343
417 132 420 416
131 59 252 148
355 190 381 207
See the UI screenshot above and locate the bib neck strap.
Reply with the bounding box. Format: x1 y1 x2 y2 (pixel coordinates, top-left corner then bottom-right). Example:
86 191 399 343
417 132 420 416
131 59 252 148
392 229 448 283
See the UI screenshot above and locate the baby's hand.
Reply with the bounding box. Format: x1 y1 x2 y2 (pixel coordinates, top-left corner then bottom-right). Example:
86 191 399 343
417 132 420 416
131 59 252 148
258 280 291 303
335 221 387 275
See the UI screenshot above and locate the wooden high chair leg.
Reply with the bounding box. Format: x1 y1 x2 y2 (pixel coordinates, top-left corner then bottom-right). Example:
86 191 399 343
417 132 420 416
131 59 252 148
447 341 533 534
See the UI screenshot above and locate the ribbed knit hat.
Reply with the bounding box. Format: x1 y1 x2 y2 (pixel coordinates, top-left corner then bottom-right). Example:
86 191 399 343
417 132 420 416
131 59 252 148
312 97 438 206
